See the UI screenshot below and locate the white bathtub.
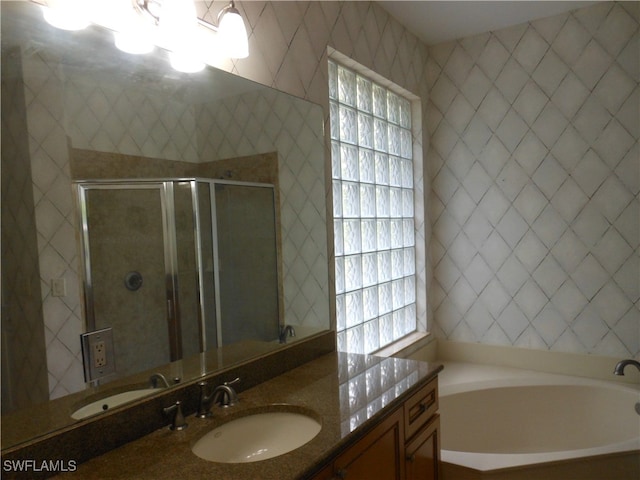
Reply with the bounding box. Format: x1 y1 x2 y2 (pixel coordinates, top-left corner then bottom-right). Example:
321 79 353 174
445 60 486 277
438 362 640 478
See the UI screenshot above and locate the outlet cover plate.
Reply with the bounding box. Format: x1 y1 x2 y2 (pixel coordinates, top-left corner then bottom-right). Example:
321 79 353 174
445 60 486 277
81 327 116 382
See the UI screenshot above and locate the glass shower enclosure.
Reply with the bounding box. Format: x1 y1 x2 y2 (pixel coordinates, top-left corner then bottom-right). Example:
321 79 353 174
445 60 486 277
76 178 280 380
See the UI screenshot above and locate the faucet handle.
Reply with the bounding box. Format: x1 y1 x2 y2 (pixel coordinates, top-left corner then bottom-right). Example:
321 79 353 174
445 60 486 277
217 378 240 407
163 400 188 430
224 377 240 387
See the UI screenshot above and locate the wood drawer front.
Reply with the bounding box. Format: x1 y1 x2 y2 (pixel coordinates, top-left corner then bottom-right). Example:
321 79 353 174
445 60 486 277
403 377 438 441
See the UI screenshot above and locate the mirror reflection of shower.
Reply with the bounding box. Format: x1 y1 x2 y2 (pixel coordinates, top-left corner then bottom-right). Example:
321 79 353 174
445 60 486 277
76 179 281 381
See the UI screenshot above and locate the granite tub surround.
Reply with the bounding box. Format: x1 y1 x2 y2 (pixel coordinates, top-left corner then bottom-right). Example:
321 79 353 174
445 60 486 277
49 352 442 480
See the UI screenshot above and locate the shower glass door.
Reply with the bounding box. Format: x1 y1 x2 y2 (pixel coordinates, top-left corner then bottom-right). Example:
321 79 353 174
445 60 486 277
79 183 175 378
77 178 281 382
213 181 280 345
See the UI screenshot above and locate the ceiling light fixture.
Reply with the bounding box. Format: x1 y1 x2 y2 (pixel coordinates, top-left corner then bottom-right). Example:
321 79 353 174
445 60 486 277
38 0 249 73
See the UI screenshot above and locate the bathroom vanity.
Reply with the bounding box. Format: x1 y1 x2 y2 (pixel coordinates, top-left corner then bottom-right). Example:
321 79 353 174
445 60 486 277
310 376 440 480
37 352 441 480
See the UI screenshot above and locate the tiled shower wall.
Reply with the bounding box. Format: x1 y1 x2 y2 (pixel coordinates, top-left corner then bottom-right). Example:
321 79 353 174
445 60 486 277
427 2 639 357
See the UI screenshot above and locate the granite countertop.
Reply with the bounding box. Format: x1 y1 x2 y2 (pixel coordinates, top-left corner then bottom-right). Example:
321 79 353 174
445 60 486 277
1 339 286 450
54 352 442 480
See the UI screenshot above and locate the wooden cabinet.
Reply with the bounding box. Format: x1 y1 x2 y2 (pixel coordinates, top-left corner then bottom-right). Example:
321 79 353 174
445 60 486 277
309 377 440 480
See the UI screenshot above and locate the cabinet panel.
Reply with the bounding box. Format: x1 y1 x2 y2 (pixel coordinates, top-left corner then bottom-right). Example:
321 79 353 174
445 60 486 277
333 409 405 480
405 414 440 480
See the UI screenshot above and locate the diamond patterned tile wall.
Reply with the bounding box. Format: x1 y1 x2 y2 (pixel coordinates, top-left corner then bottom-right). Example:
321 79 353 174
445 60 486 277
18 0 640 400
196 89 330 328
427 1 639 357
65 79 199 163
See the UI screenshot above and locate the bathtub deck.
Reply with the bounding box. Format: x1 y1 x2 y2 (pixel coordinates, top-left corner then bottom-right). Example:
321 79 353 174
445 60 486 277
437 361 640 480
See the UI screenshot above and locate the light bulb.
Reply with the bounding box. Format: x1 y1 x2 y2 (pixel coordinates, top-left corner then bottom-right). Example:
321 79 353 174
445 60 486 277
114 31 155 55
42 0 91 31
169 51 205 73
218 7 248 59
105 0 155 54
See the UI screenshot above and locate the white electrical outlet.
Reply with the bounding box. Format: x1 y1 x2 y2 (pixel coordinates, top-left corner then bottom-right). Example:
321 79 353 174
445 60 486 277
81 328 116 382
93 340 106 367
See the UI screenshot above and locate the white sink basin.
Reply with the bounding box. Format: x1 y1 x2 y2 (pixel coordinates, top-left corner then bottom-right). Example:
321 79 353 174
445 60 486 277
71 388 159 419
192 410 321 463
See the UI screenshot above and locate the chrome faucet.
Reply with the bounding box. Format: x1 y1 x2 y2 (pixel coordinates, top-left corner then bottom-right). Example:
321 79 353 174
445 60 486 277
279 325 296 344
614 360 640 416
149 373 170 388
613 359 640 375
197 378 240 418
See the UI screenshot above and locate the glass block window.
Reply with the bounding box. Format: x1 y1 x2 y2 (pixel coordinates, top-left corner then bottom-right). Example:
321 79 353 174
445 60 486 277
329 60 417 354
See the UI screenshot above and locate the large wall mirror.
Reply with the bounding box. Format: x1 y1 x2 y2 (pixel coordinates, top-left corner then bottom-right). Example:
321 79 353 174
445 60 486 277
1 1 330 448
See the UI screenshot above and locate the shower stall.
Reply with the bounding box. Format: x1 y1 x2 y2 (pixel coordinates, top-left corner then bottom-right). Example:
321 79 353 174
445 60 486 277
76 178 280 379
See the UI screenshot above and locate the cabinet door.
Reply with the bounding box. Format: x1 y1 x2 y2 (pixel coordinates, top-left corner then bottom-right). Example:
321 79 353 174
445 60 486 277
405 414 440 480
333 409 405 480
308 464 334 480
